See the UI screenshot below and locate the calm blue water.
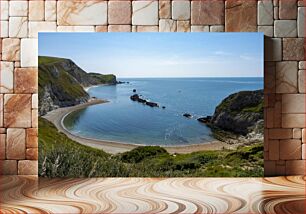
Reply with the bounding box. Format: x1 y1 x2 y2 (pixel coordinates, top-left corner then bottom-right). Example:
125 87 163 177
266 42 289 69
63 78 263 146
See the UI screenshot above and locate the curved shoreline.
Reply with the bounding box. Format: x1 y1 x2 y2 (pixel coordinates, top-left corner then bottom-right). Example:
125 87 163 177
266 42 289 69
43 99 233 154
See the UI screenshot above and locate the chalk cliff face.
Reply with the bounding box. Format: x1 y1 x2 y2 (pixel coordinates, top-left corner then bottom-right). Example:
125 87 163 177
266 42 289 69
210 89 264 138
38 56 117 115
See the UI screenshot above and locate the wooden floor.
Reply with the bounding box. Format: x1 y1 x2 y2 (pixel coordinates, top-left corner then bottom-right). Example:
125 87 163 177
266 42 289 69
0 176 305 214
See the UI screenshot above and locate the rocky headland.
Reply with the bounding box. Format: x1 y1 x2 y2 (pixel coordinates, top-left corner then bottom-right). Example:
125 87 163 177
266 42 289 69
38 56 118 115
197 89 264 145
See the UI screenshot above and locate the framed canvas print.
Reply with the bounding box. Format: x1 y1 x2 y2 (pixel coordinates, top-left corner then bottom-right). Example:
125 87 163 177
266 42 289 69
38 32 264 177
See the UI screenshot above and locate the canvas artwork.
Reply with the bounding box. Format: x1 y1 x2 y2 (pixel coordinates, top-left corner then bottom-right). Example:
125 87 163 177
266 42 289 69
38 33 264 177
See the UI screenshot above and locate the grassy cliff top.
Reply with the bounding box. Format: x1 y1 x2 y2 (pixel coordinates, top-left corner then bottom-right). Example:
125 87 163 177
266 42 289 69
39 56 68 65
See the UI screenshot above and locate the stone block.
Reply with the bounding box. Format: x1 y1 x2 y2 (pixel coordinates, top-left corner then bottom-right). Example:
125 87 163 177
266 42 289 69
108 25 131 32
274 20 297 37
9 1 28 16
6 128 26 159
45 1 57 21
302 144 306 159
136 26 159 32
225 0 256 32
177 21 190 32
275 164 286 176
283 38 305 61
108 1 131 24
293 128 302 139
299 61 306 70
14 68 38 93
32 109 38 128
192 0 224 25
0 61 14 93
210 25 224 32
32 94 38 109
273 100 282 128
132 1 158 25
26 128 38 148
282 114 305 128
279 0 297 19
0 160 17 175
0 1 8 20
2 38 20 61
276 61 298 93
0 134 5 159
298 0 305 6
18 160 38 175
298 70 305 93
268 140 279 160
264 160 276 176
0 21 8 37
0 94 3 127
269 128 293 139
282 94 305 113
159 1 171 19
95 26 108 32
298 7 305 37
258 26 273 37
29 21 57 38
57 1 107 25
29 1 45 21
9 17 27 38
264 62 276 93
274 7 279 20
159 19 177 32
4 94 32 128
57 26 95 32
21 38 38 67
191 25 209 32
280 139 302 160
266 108 274 128
258 0 273 25
286 160 305 175
26 148 38 160
172 1 190 21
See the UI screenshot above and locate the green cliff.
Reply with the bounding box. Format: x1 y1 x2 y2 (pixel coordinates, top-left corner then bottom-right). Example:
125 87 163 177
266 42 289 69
38 56 117 115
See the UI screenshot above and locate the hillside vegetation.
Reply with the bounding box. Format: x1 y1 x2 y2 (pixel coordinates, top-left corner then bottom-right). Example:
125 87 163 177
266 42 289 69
39 118 263 177
38 56 117 115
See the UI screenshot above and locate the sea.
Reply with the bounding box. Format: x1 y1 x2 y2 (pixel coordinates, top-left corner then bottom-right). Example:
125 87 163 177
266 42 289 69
63 77 263 146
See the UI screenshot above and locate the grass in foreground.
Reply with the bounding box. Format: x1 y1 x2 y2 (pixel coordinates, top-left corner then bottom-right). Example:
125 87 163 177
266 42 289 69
39 118 263 177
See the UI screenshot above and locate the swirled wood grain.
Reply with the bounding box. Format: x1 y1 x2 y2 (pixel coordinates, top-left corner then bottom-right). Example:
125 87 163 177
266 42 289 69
0 176 305 214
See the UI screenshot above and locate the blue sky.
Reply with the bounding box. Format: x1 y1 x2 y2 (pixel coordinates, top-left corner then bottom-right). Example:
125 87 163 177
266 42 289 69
39 33 263 78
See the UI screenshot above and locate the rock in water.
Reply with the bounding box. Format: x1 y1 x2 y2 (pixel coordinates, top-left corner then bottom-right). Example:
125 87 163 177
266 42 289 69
130 94 159 107
130 94 140 101
197 116 212 123
183 113 192 118
133 89 136 92
146 102 159 107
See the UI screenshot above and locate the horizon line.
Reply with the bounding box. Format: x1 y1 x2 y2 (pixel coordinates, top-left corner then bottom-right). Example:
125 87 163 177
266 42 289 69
117 76 264 79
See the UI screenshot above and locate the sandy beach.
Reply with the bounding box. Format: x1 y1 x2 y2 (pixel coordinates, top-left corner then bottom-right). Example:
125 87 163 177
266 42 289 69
43 99 233 154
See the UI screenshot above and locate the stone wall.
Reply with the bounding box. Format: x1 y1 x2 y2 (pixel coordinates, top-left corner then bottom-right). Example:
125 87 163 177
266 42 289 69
0 0 305 176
